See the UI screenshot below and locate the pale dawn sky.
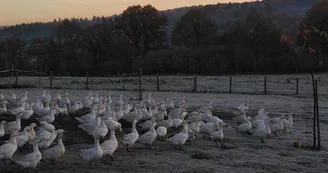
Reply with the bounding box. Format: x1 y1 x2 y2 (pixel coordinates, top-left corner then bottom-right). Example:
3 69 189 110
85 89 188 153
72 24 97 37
0 0 253 26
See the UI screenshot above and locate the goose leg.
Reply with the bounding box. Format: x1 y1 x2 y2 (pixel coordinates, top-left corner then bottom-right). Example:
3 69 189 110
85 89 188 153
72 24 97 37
274 133 278 137
126 146 131 152
109 155 114 161
219 141 228 149
179 145 182 151
215 141 220 147
260 138 264 143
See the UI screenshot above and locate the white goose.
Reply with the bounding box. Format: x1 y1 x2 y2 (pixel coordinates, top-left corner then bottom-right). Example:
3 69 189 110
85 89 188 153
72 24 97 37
5 114 22 135
0 131 20 161
167 122 189 150
120 119 139 152
269 117 284 137
15 126 31 148
12 140 42 170
0 121 6 137
210 125 225 147
100 127 118 161
199 122 220 138
27 123 37 141
236 116 252 136
156 126 167 141
79 132 103 168
90 117 108 138
157 114 172 128
188 120 204 141
42 133 65 164
136 121 157 148
37 121 55 134
20 106 34 120
282 113 293 133
36 109 55 124
38 129 65 149
251 119 271 143
0 100 8 115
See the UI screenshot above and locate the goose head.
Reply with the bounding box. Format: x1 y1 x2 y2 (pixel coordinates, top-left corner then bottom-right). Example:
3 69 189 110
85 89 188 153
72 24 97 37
1 121 6 125
10 131 20 138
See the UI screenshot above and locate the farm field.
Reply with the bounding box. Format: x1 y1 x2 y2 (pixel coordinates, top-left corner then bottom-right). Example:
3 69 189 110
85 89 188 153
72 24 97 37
0 88 327 173
0 73 327 96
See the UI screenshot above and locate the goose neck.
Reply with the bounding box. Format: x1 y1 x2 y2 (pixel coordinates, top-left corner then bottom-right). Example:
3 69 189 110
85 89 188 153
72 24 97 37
110 130 116 140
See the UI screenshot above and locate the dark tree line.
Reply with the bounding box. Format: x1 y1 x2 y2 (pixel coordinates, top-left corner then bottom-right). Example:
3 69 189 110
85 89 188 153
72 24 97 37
0 2 327 76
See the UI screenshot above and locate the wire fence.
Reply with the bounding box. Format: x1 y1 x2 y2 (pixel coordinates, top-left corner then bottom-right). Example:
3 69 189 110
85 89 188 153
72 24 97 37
0 68 327 98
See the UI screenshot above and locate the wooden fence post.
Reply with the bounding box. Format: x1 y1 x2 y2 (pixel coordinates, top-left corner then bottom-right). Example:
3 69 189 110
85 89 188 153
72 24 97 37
315 80 321 150
139 68 143 100
229 76 232 93
193 75 197 92
122 72 125 90
296 78 299 94
50 71 53 89
86 72 89 90
15 69 18 88
264 76 267 95
156 73 160 91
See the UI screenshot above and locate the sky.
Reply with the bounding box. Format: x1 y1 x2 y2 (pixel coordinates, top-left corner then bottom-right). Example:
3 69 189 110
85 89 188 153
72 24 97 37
0 0 253 26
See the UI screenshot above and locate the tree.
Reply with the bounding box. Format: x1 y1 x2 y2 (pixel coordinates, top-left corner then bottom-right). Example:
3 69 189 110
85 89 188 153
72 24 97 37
280 0 328 150
56 19 85 75
3 36 26 73
114 5 168 55
241 10 272 73
172 8 217 48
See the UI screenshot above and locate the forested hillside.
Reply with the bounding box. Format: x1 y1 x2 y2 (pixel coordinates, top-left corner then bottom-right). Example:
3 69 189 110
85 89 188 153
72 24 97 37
0 0 326 76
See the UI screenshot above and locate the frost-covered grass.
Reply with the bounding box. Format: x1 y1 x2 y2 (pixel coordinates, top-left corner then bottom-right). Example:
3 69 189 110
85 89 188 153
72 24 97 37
0 73 327 96
0 89 328 173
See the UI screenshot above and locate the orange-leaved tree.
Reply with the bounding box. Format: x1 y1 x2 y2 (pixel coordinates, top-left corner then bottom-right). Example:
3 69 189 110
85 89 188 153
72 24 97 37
280 0 328 150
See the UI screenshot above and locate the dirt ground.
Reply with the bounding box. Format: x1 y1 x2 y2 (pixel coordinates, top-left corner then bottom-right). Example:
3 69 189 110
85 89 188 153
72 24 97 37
0 89 328 173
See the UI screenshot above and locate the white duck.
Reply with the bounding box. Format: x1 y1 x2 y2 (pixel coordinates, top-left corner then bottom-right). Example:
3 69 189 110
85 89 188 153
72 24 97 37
120 119 139 152
0 121 6 137
156 126 167 141
282 113 293 133
136 121 157 148
0 131 20 161
5 114 22 135
167 122 189 150
100 128 118 161
11 140 42 170
79 132 103 168
42 133 65 164
236 116 252 136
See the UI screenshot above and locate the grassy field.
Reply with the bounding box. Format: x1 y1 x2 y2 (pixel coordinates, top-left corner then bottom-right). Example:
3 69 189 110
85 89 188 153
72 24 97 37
0 89 327 173
0 73 327 96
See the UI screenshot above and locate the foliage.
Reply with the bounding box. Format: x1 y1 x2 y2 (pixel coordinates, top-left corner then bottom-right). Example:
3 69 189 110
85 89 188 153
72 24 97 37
0 1 325 76
172 8 218 48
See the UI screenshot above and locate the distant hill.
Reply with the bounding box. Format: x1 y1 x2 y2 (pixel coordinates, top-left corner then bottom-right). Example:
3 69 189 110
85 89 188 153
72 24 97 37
0 0 317 41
